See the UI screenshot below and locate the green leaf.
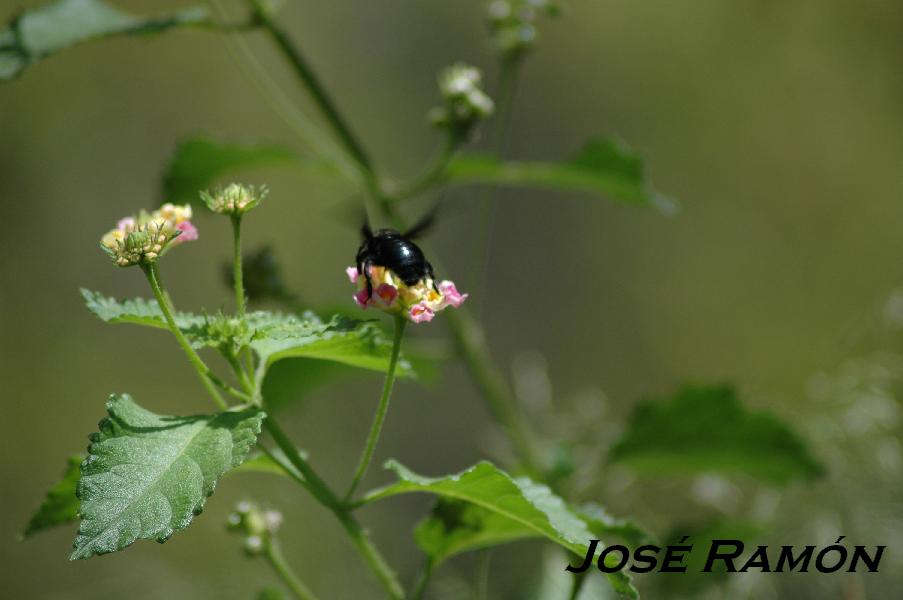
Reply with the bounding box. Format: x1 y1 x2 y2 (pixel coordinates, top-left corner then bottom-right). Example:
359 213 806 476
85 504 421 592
578 502 654 548
609 384 825 485
364 460 636 598
444 137 675 212
162 138 301 205
251 312 414 384
1 0 209 81
22 455 82 538
81 288 201 332
70 394 264 559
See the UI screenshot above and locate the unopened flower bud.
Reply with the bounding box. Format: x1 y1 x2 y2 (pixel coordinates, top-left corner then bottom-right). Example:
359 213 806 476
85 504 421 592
243 535 264 556
200 183 267 216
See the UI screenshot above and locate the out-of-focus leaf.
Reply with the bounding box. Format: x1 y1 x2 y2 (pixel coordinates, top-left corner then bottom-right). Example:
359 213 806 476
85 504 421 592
257 588 284 600
609 385 825 485
363 460 636 598
444 138 675 212
578 502 654 548
22 455 82 538
1 0 208 81
70 394 264 559
162 138 301 205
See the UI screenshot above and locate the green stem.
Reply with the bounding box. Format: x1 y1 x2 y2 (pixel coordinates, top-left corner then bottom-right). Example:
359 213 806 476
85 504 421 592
410 558 434 600
568 571 588 600
232 214 246 318
394 130 459 201
247 0 372 179
345 316 407 501
264 539 320 600
264 417 405 599
142 262 229 411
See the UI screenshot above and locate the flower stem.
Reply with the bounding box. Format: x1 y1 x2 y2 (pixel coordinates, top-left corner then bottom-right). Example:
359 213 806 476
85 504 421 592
246 0 372 179
345 315 407 502
410 558 434 600
231 214 246 318
264 538 320 600
394 130 459 201
263 417 405 599
142 262 229 410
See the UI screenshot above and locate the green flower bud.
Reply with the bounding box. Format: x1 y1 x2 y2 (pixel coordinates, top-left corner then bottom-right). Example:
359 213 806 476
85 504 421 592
200 183 268 216
487 0 559 61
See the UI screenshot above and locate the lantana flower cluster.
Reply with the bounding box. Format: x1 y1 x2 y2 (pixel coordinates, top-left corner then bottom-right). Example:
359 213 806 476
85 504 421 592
347 265 467 324
100 203 198 267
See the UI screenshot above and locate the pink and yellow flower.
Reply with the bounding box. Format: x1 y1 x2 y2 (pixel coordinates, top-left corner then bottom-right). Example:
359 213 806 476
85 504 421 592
100 203 197 267
347 264 468 323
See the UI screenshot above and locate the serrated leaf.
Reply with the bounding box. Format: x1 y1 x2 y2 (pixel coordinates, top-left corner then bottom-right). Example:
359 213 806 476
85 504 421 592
443 137 674 212
364 460 636 598
70 394 264 559
81 288 202 331
609 384 825 485
22 455 82 538
578 503 654 548
1 0 208 81
162 138 302 205
251 312 414 385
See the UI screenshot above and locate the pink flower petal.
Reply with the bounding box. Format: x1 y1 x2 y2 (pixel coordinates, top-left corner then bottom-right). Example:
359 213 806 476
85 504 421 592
438 280 468 308
346 266 359 283
117 216 136 231
409 303 435 323
175 220 199 242
374 283 398 307
354 289 371 308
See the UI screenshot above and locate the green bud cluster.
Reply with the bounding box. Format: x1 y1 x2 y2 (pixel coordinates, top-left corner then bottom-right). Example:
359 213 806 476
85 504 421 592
101 221 173 268
200 183 268 216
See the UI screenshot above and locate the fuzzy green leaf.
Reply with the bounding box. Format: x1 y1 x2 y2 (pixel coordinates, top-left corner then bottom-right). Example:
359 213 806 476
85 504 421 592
251 312 414 384
444 137 674 212
1 0 208 81
609 385 825 485
364 460 636 598
578 502 654 548
70 394 264 559
162 138 302 205
23 456 82 538
81 288 202 331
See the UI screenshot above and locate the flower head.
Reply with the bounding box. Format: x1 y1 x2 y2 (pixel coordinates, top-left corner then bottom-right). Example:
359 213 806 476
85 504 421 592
487 0 560 60
100 203 197 267
429 63 494 138
348 264 468 324
226 500 283 557
200 183 267 216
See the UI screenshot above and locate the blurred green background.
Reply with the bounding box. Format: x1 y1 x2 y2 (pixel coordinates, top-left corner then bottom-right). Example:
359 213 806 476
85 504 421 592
2 0 903 598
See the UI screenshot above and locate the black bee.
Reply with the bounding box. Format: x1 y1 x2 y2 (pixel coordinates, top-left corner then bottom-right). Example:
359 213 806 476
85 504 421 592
355 217 438 301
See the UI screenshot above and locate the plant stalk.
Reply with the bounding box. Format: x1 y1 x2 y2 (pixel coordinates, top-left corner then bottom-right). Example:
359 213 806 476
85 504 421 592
345 315 407 501
264 539 320 600
142 262 231 410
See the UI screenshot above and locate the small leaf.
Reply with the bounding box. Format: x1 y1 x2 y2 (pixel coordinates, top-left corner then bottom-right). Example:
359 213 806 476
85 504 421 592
70 394 264 559
443 137 675 211
22 455 82 538
364 460 636 598
162 138 301 205
1 0 209 81
609 384 826 485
